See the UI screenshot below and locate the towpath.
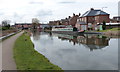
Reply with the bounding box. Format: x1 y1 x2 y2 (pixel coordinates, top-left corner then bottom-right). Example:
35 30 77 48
0 31 24 70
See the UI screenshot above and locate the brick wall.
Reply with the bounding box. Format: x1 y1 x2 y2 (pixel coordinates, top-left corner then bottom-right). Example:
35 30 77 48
80 15 110 24
87 16 95 23
97 15 110 23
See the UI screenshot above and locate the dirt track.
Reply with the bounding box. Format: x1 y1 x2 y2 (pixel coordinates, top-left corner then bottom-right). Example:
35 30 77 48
1 31 23 70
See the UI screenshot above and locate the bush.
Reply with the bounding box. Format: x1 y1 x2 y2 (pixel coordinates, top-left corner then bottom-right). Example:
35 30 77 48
2 27 8 30
102 21 106 30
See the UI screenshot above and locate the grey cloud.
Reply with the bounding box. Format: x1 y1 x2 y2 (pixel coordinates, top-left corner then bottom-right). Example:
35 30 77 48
29 1 43 4
0 9 5 15
13 13 24 19
36 10 53 17
12 12 27 22
118 1 120 16
58 1 76 4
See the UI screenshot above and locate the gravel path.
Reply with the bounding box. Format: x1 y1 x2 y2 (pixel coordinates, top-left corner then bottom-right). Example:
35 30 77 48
0 31 24 70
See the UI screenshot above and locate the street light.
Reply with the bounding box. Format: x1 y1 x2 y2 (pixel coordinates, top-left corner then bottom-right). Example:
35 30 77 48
102 7 107 11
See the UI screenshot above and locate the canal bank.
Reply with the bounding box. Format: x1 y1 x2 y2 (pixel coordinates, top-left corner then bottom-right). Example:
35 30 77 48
13 31 62 70
51 31 102 36
51 27 120 37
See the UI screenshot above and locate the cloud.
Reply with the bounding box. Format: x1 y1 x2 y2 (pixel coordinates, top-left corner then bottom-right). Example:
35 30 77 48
0 0 118 24
29 1 43 4
58 1 76 4
36 10 53 17
0 12 4 15
118 1 120 16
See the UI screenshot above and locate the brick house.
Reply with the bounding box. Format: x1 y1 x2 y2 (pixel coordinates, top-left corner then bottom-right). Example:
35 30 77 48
77 8 110 30
75 20 87 31
69 13 80 27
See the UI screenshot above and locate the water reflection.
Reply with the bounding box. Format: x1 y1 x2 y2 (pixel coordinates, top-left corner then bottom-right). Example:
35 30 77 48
54 33 110 51
31 29 40 40
31 31 118 70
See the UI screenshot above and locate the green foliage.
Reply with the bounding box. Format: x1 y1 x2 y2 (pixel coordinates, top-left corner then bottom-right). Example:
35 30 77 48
73 27 78 31
2 24 11 30
97 28 120 32
13 33 62 70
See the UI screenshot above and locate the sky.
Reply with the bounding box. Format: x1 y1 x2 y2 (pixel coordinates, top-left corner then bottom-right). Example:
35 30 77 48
0 0 119 24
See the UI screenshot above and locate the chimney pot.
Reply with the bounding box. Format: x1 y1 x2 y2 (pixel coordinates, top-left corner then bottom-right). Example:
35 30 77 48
91 8 94 10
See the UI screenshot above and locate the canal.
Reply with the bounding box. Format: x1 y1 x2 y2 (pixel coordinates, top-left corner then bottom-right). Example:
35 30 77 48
31 32 118 70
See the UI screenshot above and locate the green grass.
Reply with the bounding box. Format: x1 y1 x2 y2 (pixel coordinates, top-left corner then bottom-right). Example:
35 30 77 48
97 28 120 32
13 32 62 70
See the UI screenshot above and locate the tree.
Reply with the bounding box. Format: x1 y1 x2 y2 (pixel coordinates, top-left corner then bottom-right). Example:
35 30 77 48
2 20 11 30
102 21 106 30
2 20 11 26
32 18 39 24
32 18 39 29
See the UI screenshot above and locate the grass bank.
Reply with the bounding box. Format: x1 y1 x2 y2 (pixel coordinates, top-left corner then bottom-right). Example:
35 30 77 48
13 32 62 70
98 28 120 37
97 28 120 32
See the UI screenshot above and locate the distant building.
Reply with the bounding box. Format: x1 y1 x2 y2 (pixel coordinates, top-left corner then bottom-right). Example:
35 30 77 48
48 13 80 28
15 23 32 29
49 20 61 26
110 16 120 23
40 24 50 28
60 19 69 25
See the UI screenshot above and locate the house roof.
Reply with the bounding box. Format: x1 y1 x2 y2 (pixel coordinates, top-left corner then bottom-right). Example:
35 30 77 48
81 9 109 17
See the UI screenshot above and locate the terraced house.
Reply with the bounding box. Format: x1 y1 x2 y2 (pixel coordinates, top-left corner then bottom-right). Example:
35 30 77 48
76 8 110 31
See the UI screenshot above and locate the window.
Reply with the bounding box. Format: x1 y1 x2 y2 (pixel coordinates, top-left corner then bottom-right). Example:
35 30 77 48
88 23 92 28
95 17 97 20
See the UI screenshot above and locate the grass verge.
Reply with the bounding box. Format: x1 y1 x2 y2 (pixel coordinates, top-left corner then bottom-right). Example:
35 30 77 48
97 28 120 32
13 32 62 70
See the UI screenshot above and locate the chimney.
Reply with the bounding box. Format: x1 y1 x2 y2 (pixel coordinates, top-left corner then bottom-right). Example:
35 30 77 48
91 8 94 10
68 16 71 19
73 13 75 16
79 13 81 16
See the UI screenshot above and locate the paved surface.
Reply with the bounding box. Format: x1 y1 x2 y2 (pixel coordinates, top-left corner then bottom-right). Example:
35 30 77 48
0 39 2 71
0 31 24 70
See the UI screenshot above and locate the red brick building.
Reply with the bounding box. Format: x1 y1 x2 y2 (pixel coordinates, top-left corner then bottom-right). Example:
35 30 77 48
69 13 80 27
77 8 110 30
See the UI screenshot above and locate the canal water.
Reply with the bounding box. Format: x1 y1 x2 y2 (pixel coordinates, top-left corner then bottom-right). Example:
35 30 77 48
31 32 118 70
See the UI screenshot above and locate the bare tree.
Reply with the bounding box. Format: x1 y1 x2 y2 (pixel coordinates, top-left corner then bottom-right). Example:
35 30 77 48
2 20 11 30
32 18 39 24
2 20 11 26
32 18 39 29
